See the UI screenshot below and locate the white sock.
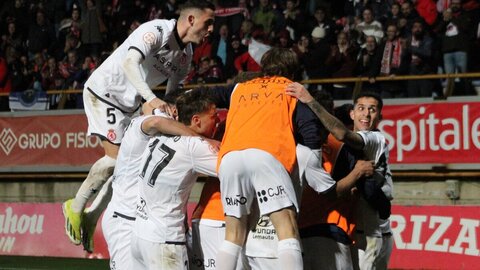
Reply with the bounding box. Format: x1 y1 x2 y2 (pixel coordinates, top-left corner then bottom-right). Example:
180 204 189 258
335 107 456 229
216 241 242 270
71 156 116 213
278 238 303 270
84 176 113 224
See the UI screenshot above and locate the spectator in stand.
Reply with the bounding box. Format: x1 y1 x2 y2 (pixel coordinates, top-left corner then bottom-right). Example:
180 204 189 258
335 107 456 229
325 31 359 100
238 19 254 46
282 0 305 40
251 0 282 39
308 6 337 44
233 31 268 74
31 52 46 92
26 9 56 58
54 33 84 64
191 56 213 84
0 0 29 39
376 23 410 98
406 19 435 97
59 49 81 89
292 33 309 61
380 3 402 29
41 56 63 92
230 34 247 64
1 21 25 60
437 0 475 95
211 24 235 78
355 7 384 44
275 29 293 48
400 0 420 37
79 0 106 58
57 7 82 55
301 27 330 90
0 49 12 111
438 0 472 75
9 54 33 92
355 35 382 93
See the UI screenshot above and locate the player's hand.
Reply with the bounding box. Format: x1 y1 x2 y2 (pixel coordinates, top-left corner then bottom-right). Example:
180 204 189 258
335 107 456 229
149 97 175 117
285 82 314 103
354 160 374 177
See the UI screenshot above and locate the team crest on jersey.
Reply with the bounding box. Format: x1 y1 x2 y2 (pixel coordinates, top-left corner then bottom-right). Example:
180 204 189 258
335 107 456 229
107 129 117 141
143 32 156 44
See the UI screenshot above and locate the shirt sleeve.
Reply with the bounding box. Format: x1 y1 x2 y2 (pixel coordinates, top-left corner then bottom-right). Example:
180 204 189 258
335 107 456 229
189 137 219 177
296 144 336 193
294 102 325 150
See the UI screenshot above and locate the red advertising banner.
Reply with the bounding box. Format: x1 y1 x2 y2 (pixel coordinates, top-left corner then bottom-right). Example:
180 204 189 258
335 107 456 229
378 101 480 164
1 203 477 269
1 101 479 170
0 113 103 170
0 203 108 258
390 205 480 270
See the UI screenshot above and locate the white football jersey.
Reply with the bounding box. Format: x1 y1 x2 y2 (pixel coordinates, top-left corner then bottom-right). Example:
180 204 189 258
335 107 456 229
109 113 170 217
357 130 393 236
357 131 393 199
85 19 192 112
134 135 218 243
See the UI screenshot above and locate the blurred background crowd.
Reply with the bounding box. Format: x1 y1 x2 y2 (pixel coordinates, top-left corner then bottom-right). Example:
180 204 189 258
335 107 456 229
0 0 479 111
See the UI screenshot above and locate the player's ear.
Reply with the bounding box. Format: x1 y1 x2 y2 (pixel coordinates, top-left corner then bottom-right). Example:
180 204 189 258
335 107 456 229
188 14 195 26
191 114 201 127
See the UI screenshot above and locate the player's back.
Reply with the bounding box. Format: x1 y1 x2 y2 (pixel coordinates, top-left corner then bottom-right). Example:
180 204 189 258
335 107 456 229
134 135 218 243
109 115 159 217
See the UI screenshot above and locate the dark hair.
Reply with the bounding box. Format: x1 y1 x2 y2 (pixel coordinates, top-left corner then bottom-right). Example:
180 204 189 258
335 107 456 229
179 0 215 12
163 88 186 105
353 91 383 112
176 88 215 125
260 47 299 80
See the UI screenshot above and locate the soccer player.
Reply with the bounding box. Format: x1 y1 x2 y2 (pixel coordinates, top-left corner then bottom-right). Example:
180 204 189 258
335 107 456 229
214 48 326 270
62 0 216 247
285 84 394 270
244 91 375 270
131 89 220 269
100 94 197 268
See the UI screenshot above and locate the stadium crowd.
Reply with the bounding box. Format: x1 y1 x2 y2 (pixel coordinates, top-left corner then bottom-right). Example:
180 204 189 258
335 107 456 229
0 0 479 111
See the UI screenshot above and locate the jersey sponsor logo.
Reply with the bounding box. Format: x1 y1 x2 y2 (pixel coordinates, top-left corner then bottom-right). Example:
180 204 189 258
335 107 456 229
152 54 181 76
236 91 284 106
107 129 117 141
143 32 156 44
257 185 286 204
225 195 247 206
136 197 148 220
252 216 277 240
192 255 216 268
155 25 163 34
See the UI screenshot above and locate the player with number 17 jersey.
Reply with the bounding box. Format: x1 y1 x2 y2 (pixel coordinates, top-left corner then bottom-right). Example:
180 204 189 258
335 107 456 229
134 135 218 244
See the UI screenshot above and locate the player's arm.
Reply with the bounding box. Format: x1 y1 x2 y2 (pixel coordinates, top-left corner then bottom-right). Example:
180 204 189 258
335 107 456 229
123 49 167 110
286 82 365 150
141 115 197 137
334 160 374 197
